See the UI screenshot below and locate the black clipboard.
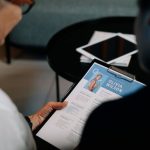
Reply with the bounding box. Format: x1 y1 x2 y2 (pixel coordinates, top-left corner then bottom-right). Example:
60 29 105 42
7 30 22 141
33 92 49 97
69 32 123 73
35 59 142 150
35 59 135 129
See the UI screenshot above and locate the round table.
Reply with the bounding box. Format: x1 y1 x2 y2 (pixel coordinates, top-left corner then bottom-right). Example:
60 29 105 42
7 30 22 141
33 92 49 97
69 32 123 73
47 16 135 83
47 16 149 99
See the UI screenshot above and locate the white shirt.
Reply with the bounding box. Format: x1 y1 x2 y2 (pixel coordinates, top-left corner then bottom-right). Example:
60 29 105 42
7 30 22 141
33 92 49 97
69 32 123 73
0 89 36 150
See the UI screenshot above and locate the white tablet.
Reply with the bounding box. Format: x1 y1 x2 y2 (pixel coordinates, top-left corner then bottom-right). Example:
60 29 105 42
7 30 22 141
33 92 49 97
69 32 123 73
76 34 138 64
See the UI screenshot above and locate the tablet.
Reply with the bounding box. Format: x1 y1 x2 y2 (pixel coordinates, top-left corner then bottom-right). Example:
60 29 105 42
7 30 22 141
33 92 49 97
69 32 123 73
76 34 138 64
36 59 145 150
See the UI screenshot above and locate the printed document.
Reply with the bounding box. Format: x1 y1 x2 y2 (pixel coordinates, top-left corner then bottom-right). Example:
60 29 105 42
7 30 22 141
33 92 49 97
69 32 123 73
37 61 145 150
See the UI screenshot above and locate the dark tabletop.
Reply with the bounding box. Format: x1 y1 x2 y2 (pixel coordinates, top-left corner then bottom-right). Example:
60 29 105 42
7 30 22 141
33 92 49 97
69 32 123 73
47 16 149 84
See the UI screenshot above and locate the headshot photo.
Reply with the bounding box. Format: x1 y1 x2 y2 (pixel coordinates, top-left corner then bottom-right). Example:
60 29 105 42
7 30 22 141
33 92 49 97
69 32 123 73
85 73 103 93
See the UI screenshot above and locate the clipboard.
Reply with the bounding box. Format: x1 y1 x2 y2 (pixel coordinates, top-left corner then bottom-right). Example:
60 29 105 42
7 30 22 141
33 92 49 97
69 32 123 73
93 59 135 80
107 66 135 82
36 59 145 150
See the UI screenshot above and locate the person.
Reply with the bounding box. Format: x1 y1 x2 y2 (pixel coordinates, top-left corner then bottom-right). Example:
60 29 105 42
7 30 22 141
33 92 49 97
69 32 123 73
87 73 102 92
0 0 150 149
0 0 67 149
78 0 150 149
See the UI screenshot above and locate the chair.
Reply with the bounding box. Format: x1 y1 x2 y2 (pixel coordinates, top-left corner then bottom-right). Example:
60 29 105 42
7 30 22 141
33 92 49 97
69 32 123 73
5 0 137 64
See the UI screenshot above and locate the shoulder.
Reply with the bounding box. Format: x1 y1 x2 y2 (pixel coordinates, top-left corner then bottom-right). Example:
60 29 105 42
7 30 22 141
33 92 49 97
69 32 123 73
79 87 149 149
0 89 36 150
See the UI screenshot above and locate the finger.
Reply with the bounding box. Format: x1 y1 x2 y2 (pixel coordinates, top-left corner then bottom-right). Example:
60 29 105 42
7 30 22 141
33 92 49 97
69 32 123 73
37 101 68 118
47 101 68 110
38 106 53 118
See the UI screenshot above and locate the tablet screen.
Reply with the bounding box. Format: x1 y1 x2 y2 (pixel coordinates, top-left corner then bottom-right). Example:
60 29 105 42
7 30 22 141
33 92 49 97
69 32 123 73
82 35 137 62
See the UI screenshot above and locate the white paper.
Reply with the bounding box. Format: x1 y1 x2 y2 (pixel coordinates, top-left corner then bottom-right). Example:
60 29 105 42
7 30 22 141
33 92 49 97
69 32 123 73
37 62 144 150
89 31 136 45
80 54 131 66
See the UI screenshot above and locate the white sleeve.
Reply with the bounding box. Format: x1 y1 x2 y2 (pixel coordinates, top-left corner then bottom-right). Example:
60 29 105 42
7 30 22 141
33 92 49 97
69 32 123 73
0 89 36 150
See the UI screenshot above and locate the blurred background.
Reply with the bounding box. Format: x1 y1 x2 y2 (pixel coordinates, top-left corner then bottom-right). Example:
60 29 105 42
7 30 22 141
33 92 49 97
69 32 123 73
0 0 137 116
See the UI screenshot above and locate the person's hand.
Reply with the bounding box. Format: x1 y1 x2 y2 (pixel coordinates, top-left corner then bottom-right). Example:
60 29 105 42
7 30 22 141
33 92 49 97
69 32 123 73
28 101 68 131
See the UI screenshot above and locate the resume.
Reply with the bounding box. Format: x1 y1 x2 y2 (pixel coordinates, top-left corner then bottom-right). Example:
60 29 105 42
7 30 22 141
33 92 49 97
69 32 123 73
36 61 145 150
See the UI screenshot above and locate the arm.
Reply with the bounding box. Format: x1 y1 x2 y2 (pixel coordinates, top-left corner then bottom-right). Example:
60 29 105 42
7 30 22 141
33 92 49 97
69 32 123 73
78 102 115 149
